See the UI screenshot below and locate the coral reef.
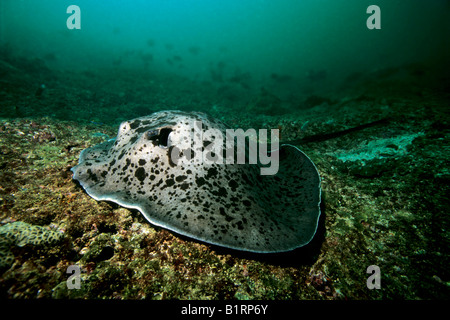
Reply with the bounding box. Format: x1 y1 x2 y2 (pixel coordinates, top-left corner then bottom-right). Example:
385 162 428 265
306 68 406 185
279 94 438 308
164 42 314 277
0 221 64 271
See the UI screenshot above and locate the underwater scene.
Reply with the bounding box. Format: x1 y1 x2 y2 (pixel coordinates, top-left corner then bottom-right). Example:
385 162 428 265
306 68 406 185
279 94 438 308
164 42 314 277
0 0 449 303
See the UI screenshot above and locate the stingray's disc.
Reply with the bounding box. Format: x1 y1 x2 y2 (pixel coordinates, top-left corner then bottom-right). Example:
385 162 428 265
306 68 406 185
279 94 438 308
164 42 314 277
72 110 321 253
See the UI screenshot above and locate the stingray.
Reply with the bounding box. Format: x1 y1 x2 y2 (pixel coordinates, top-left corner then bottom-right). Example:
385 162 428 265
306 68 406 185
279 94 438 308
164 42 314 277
71 110 321 253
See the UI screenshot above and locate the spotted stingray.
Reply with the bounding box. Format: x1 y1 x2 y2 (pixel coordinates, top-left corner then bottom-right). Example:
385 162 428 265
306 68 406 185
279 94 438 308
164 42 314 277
71 110 321 253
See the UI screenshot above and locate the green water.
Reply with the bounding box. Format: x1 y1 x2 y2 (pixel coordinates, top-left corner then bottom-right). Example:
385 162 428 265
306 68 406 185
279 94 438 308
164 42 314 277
1 0 449 122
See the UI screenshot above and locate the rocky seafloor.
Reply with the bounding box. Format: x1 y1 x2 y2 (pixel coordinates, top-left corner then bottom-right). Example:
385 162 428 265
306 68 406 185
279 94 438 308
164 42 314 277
0 56 449 299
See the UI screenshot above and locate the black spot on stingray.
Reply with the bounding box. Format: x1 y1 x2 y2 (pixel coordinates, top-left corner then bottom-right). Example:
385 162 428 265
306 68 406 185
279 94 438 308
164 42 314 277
151 156 160 164
129 135 139 144
122 158 131 171
180 183 190 190
211 186 227 197
86 169 98 182
196 176 206 187
117 149 127 160
165 179 175 187
206 167 218 179
135 167 146 182
228 179 238 190
129 120 141 130
138 159 146 166
175 175 187 182
219 207 234 223
243 199 251 207
155 178 163 187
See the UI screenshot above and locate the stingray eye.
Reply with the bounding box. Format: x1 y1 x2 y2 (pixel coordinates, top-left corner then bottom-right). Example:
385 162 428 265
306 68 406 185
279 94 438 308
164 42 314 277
146 129 159 139
146 127 173 148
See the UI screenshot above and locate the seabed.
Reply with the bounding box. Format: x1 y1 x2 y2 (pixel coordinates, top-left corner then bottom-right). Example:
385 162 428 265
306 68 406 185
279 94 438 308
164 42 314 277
0 57 449 299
